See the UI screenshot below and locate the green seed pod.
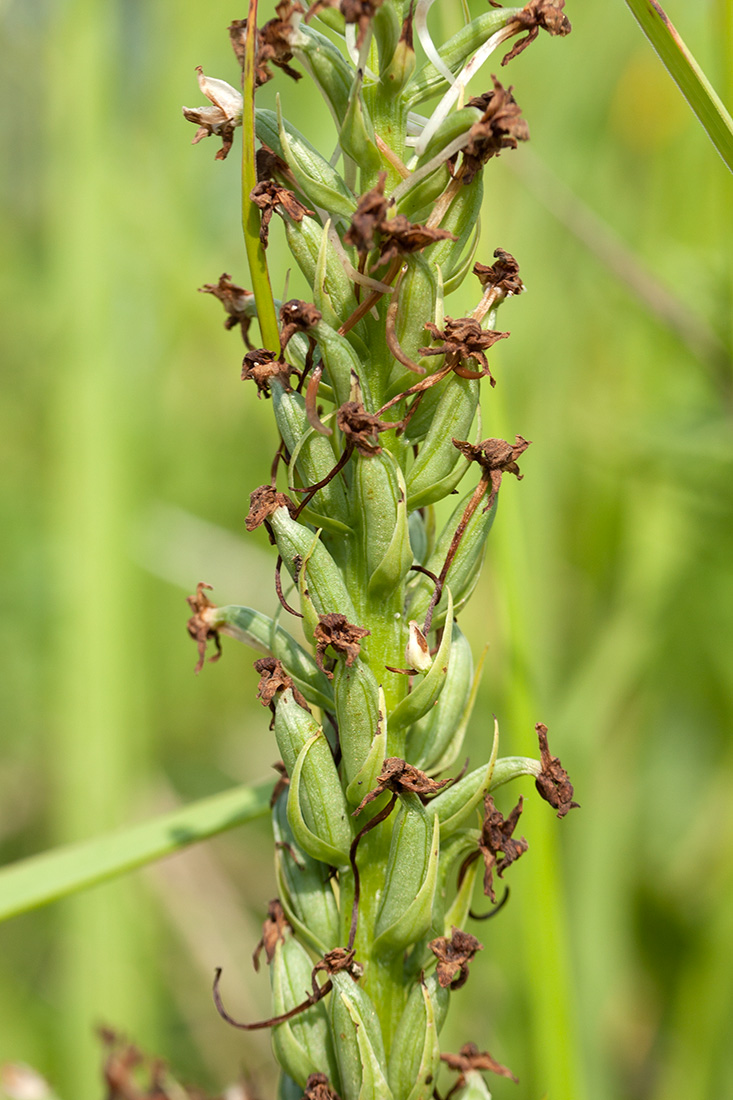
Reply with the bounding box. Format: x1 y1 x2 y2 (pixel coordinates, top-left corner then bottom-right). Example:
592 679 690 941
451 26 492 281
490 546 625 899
271 382 351 529
354 449 412 601
415 107 482 166
312 319 374 409
406 376 478 508
387 977 441 1100
345 687 388 807
427 175 484 283
271 929 340 1088
276 101 357 219
395 161 451 222
406 492 498 630
388 590 454 733
272 790 341 953
426 644 486 775
287 729 353 866
269 507 358 623
373 1 401 77
283 215 358 330
405 8 522 107
381 31 416 96
330 973 393 1100
333 656 381 788
390 255 436 370
373 795 440 956
339 80 382 174
289 23 354 122
207 603 334 712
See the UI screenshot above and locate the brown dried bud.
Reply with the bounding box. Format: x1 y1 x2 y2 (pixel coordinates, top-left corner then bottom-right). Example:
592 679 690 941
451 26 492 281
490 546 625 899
313 613 370 678
254 657 310 715
473 248 524 299
453 434 530 510
478 794 528 903
186 582 222 674
241 348 294 397
344 174 389 256
336 401 385 456
313 946 362 979
429 927 483 989
376 215 455 269
494 0 572 65
441 1041 518 1086
535 722 579 817
458 76 529 183
229 2 304 87
353 757 450 814
250 181 315 248
199 273 255 349
252 899 291 970
245 485 298 532
421 317 509 384
279 298 322 353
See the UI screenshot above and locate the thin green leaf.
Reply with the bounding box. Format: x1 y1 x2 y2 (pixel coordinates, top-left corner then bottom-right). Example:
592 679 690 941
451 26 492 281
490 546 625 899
243 0 281 347
625 0 733 172
0 780 273 923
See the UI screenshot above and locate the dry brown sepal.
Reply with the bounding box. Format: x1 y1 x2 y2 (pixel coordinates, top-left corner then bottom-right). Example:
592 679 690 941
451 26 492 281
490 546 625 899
186 582 222 674
199 274 255 348
453 434 530 509
353 757 450 814
428 927 483 990
477 794 528 903
441 1041 518 1089
254 656 310 715
473 248 525 298
229 1 304 87
241 348 296 397
459 77 529 183
535 721 579 817
344 173 455 268
245 484 299 531
489 0 571 65
302 1074 342 1100
279 299 322 353
336 401 389 455
250 181 315 247
313 612 371 677
252 898 291 970
420 317 510 384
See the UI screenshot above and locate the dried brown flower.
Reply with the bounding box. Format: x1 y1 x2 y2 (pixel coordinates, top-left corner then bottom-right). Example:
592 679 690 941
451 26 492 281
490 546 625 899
344 173 389 256
229 2 304 87
353 757 450 814
245 484 298 532
477 794 528 903
336 401 387 455
252 899 291 970
340 0 384 49
250 181 314 247
376 215 455 268
186 582 222 675
254 657 310 715
279 298 322 352
441 1041 518 1087
453 434 530 508
241 348 294 396
473 248 525 299
535 722 579 817
302 1074 342 1100
313 613 370 677
344 174 453 266
312 946 362 979
459 76 529 183
199 273 255 348
429 927 483 989
493 0 572 65
420 317 510 384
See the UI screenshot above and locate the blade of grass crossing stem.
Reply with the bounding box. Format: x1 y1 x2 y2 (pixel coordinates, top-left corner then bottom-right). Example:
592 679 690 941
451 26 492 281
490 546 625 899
243 0 280 349
0 781 273 923
624 0 733 173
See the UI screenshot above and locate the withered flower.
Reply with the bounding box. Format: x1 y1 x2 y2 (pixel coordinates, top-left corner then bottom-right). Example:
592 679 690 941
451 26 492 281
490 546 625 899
302 1074 342 1100
340 0 384 48
252 899 291 970
354 757 450 814
229 1 304 87
256 143 296 187
493 0 572 65
453 435 530 509
344 173 389 256
477 793 528 903
241 348 295 397
441 1041 518 1087
250 180 314 247
186 582 222 674
459 76 529 183
376 214 455 269
420 317 510 384
199 273 255 348
313 612 370 677
253 657 310 715
312 946 362 980
535 722 579 817
336 401 387 455
473 248 525 299
245 484 298 532
182 67 243 161
279 298 322 352
429 927 483 989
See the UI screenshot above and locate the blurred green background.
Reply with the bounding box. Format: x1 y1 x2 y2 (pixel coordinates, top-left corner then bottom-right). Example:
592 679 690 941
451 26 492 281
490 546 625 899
1 0 732 1097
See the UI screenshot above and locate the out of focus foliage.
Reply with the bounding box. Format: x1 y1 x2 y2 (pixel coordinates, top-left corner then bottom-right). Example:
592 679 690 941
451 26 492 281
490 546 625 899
1 1 731 1098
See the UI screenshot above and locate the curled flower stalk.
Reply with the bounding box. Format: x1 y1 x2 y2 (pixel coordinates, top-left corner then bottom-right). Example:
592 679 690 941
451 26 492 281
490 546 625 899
184 2 577 1097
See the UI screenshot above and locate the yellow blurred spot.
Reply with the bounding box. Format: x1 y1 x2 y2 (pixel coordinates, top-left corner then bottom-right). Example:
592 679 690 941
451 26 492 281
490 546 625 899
609 49 690 152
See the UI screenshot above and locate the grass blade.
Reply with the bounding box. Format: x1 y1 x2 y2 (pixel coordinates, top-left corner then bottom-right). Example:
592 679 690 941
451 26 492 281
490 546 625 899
624 0 733 172
0 780 273 923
